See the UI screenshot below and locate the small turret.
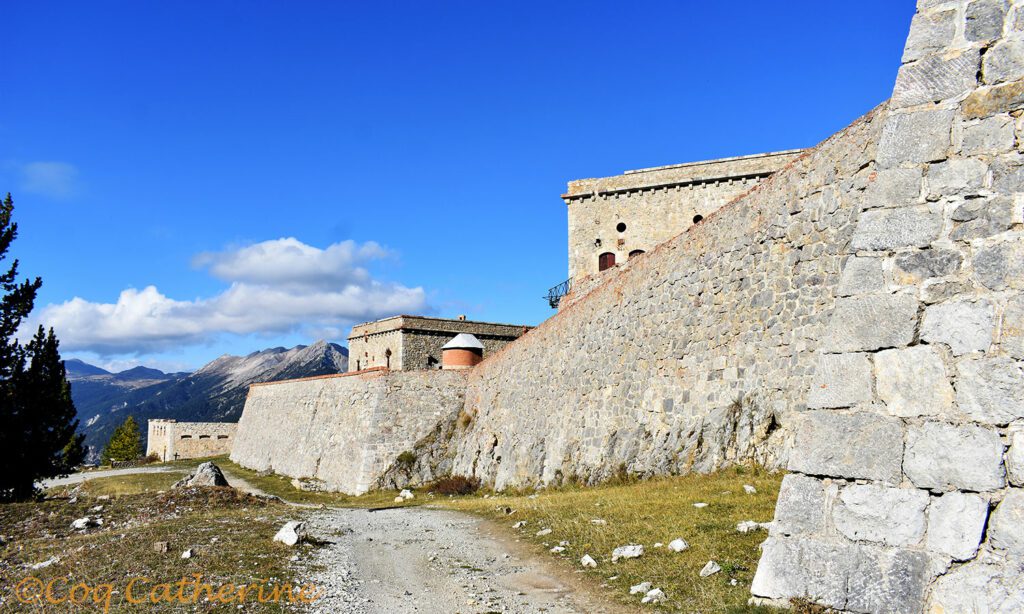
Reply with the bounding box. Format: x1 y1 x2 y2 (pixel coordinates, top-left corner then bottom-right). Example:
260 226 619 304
441 333 484 369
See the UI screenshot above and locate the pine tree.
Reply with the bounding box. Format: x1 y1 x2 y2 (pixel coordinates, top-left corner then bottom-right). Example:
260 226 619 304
100 415 143 465
0 193 84 501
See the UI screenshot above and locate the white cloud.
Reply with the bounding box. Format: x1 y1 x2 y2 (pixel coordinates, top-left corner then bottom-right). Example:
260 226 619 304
28 238 426 355
20 161 80 200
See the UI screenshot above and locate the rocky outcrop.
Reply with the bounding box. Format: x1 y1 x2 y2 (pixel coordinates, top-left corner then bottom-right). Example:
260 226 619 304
173 461 230 488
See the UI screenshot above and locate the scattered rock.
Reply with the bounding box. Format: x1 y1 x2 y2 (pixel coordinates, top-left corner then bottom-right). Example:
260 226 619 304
611 544 644 562
181 549 193 559
550 546 565 554
653 542 663 548
641 588 666 604
512 520 526 529
668 538 689 552
693 502 708 508
737 521 770 533
400 489 415 500
96 495 110 501
394 496 405 503
590 518 607 525
153 541 169 554
629 581 652 595
273 521 307 546
580 554 597 568
535 528 552 537
30 556 59 570
743 485 757 494
70 517 97 530
174 462 229 488
89 505 103 513
700 561 722 577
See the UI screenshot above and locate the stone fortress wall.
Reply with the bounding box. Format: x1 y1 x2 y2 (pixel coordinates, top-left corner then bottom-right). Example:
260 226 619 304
562 150 804 279
230 369 467 494
146 419 236 462
231 1 1024 609
751 1 1024 611
347 315 530 372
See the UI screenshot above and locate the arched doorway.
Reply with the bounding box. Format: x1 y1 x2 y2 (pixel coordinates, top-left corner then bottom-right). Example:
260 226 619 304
598 252 616 271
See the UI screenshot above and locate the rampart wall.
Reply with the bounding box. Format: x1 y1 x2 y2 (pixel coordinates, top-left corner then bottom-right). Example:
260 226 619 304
230 369 466 494
146 419 236 461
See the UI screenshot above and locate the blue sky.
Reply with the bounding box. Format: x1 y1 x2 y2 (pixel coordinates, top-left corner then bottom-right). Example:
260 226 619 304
2 1 916 372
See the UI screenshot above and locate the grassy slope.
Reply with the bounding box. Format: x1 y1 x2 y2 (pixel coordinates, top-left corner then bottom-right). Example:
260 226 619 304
441 466 783 613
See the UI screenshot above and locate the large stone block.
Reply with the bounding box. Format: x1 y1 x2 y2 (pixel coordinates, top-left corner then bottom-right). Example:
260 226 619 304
973 241 1024 290
789 411 904 484
826 294 919 353
1008 430 1024 486
877 109 954 167
989 489 1024 556
950 195 1014 241
904 421 1006 491
837 257 886 296
807 353 873 409
902 8 956 62
874 345 954 418
771 474 834 537
893 49 980 107
926 491 988 560
927 158 988 195
961 114 1015 155
845 546 947 614
851 206 943 251
1003 295 1024 359
956 356 1024 425
984 38 1024 85
962 80 1024 118
966 0 1010 42
893 248 962 284
920 299 994 355
751 536 856 610
927 561 1024 614
754 536 945 614
833 483 929 547
861 167 922 210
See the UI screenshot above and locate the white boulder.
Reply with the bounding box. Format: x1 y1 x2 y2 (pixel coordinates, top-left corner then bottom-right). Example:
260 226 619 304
580 554 598 568
700 560 722 577
273 521 307 546
668 538 689 552
400 489 415 500
611 544 644 562
629 581 652 595
641 588 666 604
743 484 757 494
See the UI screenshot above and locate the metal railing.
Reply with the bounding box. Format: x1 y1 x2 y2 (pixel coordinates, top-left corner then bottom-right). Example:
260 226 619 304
545 278 573 309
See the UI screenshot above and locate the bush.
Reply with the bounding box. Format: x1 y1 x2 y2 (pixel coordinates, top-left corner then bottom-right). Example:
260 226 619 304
144 453 161 464
395 451 417 467
432 475 481 496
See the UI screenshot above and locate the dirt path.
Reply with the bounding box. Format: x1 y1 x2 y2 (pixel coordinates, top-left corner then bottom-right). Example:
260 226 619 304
40 465 179 488
293 507 630 614
217 467 631 613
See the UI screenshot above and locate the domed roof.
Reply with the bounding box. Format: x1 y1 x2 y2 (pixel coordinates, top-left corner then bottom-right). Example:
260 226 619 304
442 333 484 351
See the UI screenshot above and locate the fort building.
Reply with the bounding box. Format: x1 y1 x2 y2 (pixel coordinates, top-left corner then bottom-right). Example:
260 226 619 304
347 315 531 372
557 149 805 292
146 419 236 462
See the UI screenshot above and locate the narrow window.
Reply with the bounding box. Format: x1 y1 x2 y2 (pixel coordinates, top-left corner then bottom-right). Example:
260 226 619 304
629 249 645 258
692 214 704 224
217 435 229 440
385 348 392 369
598 252 616 271
356 359 361 370
180 435 192 439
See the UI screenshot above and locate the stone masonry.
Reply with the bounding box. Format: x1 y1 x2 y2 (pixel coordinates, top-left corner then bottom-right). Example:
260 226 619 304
146 419 236 462
749 1 1024 611
347 315 530 372
230 369 466 494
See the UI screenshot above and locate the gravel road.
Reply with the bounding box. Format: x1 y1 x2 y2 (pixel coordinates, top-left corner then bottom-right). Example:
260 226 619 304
293 507 628 614
40 466 178 488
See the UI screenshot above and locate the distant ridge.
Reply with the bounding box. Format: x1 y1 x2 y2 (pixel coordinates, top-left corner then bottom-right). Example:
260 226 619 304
68 341 349 460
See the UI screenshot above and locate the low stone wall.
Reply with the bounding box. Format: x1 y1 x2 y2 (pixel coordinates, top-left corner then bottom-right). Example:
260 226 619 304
230 370 466 494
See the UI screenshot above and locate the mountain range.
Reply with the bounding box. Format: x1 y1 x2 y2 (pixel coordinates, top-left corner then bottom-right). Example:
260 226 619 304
67 341 349 460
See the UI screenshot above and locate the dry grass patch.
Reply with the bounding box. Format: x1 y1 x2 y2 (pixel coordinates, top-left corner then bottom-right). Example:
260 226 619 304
217 459 421 508
441 466 784 613
0 487 300 612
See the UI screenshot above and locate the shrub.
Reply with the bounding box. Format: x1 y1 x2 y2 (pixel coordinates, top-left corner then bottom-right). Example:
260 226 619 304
395 451 417 467
432 475 481 495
